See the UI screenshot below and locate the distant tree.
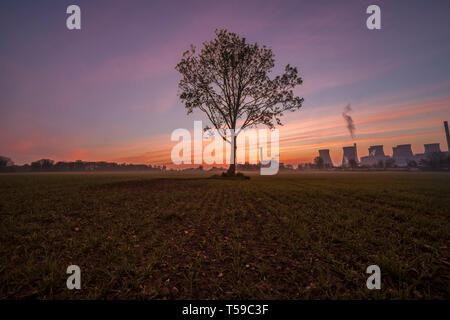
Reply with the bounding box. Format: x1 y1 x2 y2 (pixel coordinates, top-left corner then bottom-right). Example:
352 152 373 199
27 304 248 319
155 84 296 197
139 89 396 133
420 152 447 170
175 29 304 174
31 161 40 171
0 156 13 170
314 156 324 169
31 159 54 171
407 160 417 168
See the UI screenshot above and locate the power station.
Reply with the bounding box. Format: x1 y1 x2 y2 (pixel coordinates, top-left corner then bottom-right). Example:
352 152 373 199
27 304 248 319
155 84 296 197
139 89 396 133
317 121 450 167
360 145 390 166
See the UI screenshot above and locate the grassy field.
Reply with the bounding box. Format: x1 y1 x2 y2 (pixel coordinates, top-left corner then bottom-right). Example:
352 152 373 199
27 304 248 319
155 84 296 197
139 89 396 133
0 171 449 299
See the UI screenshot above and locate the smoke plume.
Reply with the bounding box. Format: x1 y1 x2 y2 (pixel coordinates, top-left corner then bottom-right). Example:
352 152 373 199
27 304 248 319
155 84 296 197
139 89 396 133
342 104 355 139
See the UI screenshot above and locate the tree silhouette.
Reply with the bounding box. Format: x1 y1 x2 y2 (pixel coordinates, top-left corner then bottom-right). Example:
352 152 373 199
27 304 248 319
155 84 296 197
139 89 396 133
0 156 13 169
314 156 324 169
420 152 448 169
175 29 304 174
31 159 54 171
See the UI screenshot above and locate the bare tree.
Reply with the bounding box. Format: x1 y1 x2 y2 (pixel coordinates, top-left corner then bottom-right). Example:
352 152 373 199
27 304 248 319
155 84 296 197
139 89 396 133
0 156 13 168
175 29 304 174
314 156 324 169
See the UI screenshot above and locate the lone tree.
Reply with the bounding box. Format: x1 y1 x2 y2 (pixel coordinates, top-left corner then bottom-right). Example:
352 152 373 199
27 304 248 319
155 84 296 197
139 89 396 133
175 29 304 174
314 156 324 169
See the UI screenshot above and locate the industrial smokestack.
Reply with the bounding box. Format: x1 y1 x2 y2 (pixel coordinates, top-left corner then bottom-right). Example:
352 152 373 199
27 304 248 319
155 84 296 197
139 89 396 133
259 147 263 164
445 121 450 152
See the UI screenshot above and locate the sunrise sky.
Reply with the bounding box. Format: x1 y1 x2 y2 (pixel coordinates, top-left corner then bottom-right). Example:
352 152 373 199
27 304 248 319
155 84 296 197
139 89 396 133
1 0 450 166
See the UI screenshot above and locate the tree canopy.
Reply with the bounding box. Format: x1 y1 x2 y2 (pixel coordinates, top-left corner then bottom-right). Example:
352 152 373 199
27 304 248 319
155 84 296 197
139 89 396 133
175 29 304 173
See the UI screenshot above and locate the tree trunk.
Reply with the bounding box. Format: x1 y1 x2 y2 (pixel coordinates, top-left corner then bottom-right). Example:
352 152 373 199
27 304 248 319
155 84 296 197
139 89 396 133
227 135 237 174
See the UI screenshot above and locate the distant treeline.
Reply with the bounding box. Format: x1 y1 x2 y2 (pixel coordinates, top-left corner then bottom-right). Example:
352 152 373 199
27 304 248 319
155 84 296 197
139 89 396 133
0 157 167 173
1 153 449 173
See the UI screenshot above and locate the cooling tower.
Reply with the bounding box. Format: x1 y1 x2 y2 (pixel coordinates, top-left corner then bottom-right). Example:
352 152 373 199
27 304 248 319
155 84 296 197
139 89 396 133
368 145 385 157
342 143 358 166
445 121 450 152
318 149 333 166
360 145 389 166
393 144 413 166
424 143 441 154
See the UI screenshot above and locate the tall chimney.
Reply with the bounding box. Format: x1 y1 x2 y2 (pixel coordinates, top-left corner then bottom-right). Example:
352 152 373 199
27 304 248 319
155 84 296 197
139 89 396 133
259 147 263 164
445 121 450 152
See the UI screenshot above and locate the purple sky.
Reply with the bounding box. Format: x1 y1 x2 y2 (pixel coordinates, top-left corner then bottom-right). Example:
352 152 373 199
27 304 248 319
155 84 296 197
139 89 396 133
1 0 450 165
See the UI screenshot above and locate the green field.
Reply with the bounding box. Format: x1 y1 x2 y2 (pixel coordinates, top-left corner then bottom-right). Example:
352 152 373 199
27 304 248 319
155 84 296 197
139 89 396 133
0 171 449 299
